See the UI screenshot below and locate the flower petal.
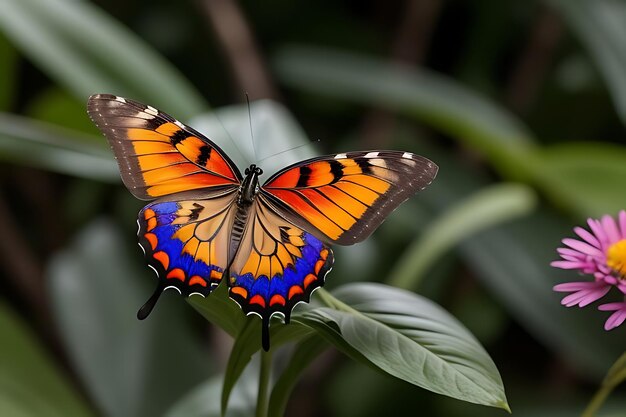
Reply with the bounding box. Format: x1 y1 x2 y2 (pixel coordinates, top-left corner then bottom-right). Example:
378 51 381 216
574 226 601 248
604 310 626 330
602 214 621 243
562 238 604 257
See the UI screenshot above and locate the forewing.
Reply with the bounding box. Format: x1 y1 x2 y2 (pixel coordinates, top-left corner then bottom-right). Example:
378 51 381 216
136 189 238 319
88 94 242 200
261 151 438 245
228 197 333 350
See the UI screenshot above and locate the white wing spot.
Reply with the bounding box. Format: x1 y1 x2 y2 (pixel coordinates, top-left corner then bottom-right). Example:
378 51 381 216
174 120 185 129
365 152 379 158
335 153 347 159
115 96 126 103
402 152 413 159
145 106 159 116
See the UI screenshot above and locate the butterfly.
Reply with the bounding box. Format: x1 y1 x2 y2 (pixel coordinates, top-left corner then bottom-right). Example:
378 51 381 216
87 94 438 351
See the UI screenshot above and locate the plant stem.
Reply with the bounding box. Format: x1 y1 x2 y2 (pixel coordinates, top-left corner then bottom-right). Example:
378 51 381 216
256 349 272 417
581 351 626 417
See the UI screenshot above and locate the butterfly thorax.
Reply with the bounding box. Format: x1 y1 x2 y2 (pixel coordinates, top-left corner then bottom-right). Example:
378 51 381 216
238 164 263 206
229 165 264 261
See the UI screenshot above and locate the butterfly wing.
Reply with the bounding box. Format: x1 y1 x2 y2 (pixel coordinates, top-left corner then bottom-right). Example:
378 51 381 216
137 189 239 319
87 94 242 199
228 196 333 351
261 151 438 245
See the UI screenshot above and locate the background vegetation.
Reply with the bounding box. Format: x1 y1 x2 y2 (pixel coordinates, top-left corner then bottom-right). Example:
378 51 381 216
0 0 625 416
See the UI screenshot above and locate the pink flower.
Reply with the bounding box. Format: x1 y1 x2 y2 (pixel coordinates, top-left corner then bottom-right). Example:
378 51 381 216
552 210 626 330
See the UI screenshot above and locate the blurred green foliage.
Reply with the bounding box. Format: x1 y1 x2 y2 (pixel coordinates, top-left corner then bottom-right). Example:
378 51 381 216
0 0 625 416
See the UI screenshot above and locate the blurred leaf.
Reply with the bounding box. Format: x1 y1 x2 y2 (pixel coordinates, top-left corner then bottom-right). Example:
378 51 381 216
389 183 537 290
0 0 206 119
165 367 257 417
0 112 117 180
0 303 95 417
221 319 258 416
47 219 210 417
0 33 16 110
549 0 626 125
190 99 317 176
537 142 626 217
27 88 99 134
299 284 509 410
273 46 537 177
267 336 328 417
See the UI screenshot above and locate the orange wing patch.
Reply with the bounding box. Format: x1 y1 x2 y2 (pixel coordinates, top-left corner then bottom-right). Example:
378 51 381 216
262 151 438 245
87 94 241 200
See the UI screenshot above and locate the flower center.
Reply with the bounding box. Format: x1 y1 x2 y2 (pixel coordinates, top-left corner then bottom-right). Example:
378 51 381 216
607 239 626 278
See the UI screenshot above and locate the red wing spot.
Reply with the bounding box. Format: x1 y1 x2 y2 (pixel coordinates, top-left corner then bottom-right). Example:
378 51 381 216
320 249 329 261
144 208 156 220
153 251 169 270
189 275 207 287
231 286 248 299
146 217 157 231
166 268 185 282
250 294 266 307
270 294 286 306
314 259 325 275
288 285 304 300
210 270 223 281
144 233 158 250
304 274 317 289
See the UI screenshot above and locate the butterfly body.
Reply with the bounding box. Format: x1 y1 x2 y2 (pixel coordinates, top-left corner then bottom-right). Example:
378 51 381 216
87 94 437 351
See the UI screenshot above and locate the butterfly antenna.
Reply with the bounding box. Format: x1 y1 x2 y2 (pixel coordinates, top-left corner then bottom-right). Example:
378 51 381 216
255 139 320 164
245 92 259 163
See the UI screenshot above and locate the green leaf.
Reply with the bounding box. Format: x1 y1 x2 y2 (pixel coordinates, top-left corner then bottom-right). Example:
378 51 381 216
165 369 257 417
273 45 536 177
267 336 328 417
0 112 118 180
389 183 537 290
47 219 211 417
220 316 313 415
188 283 247 338
299 284 509 410
548 0 626 125
0 0 207 119
0 303 95 417
536 142 626 217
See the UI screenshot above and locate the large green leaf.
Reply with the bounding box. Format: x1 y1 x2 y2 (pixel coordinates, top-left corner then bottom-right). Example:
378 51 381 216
0 0 207 118
548 0 626 126
298 283 509 410
389 183 537 290
47 219 211 417
0 304 95 417
0 112 117 181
